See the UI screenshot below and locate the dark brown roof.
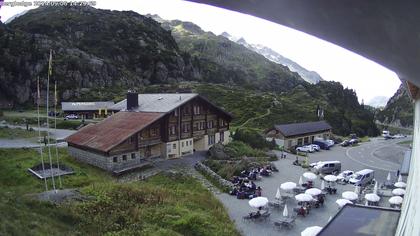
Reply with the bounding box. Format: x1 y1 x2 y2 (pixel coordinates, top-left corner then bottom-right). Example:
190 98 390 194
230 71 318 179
273 121 332 137
65 112 163 152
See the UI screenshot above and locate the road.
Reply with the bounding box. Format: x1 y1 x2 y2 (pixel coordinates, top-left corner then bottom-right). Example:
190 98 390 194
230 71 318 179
215 137 411 236
0 124 75 148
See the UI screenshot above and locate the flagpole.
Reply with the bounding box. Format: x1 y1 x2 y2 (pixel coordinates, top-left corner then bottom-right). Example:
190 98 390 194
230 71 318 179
46 49 56 192
53 80 62 188
37 77 48 192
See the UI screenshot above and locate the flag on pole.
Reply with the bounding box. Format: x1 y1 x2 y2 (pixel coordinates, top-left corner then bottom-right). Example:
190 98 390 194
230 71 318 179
48 49 53 76
54 81 58 106
37 77 40 105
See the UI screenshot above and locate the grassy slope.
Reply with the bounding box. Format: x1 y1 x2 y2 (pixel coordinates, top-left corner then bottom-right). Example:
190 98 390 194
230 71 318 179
0 148 238 236
0 127 47 139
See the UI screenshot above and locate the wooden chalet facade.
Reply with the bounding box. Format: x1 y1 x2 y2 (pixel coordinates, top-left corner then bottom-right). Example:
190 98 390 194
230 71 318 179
66 93 232 173
265 121 332 150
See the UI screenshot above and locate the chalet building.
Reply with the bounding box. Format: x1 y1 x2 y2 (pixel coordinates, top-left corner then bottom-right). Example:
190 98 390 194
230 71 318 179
65 92 232 173
61 101 115 119
265 121 332 149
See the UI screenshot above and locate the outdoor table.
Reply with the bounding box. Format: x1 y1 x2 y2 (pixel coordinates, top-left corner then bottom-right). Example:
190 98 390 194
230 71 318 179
274 217 295 229
382 180 394 189
243 211 261 220
268 200 284 209
294 186 306 194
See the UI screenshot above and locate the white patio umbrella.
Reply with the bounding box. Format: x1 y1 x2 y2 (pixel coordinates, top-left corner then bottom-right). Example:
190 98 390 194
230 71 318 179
336 199 353 207
386 172 391 181
389 196 403 205
398 174 403 183
305 188 322 196
324 175 337 182
321 180 325 190
301 226 322 236
248 197 268 208
365 193 380 202
295 193 314 202
394 182 407 188
342 191 358 201
275 187 281 200
392 188 406 196
281 182 297 191
282 204 289 217
303 172 317 180
373 181 378 194
299 176 304 186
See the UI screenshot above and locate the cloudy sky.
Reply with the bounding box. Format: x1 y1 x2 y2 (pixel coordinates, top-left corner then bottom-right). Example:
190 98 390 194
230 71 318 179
1 0 401 104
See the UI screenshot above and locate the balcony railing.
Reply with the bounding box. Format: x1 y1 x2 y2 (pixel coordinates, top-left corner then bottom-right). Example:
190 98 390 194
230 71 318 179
139 137 162 147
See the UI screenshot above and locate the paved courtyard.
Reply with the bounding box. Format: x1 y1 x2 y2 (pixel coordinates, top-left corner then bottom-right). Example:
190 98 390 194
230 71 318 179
214 137 411 236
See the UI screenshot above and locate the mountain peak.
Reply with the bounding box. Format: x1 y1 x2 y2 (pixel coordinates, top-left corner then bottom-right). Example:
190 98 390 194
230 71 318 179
221 31 231 38
237 37 247 44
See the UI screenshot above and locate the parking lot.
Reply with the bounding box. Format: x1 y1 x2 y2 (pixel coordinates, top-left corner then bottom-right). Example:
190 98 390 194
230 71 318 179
214 137 411 236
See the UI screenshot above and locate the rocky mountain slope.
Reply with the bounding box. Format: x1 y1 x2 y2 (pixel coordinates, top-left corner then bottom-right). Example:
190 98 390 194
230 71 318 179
152 16 306 92
220 32 323 84
0 7 307 107
1 6 202 106
376 84 413 127
0 6 379 136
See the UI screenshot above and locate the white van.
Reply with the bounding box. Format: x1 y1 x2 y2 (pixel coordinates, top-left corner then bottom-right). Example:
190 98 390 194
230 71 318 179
313 161 341 175
349 169 375 187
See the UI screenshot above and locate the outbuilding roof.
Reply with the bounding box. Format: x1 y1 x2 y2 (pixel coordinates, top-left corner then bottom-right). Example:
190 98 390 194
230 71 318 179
65 111 163 153
110 93 198 113
62 101 115 111
273 121 332 137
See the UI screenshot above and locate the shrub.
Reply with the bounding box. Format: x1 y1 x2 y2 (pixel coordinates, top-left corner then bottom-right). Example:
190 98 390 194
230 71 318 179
224 141 266 158
232 128 275 150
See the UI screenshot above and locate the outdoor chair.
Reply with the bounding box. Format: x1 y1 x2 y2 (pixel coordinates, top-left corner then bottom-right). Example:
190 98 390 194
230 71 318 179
274 215 296 229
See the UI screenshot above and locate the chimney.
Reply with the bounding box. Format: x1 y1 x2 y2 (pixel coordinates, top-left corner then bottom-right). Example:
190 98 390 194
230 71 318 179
126 91 138 111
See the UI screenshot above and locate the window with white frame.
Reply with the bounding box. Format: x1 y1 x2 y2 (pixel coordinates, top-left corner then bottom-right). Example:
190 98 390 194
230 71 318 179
169 125 176 135
193 105 201 115
208 135 215 145
207 120 213 129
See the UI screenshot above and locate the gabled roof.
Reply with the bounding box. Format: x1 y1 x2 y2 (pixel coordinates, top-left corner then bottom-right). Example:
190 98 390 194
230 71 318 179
65 111 164 153
110 93 198 112
273 121 332 137
61 101 115 111
318 204 400 236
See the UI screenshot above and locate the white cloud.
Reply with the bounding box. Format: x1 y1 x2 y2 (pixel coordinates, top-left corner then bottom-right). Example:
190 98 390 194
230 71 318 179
1 0 401 102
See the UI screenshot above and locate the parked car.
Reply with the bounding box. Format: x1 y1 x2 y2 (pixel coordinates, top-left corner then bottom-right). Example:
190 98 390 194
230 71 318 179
313 161 341 175
309 161 324 168
313 140 330 150
337 170 355 183
340 140 350 147
349 138 359 145
393 134 406 139
349 169 375 187
296 145 315 153
308 144 320 151
314 138 333 147
64 114 79 120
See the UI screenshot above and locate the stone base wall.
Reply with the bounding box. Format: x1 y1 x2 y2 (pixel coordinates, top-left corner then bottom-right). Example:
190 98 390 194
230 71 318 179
68 146 112 171
194 162 234 190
